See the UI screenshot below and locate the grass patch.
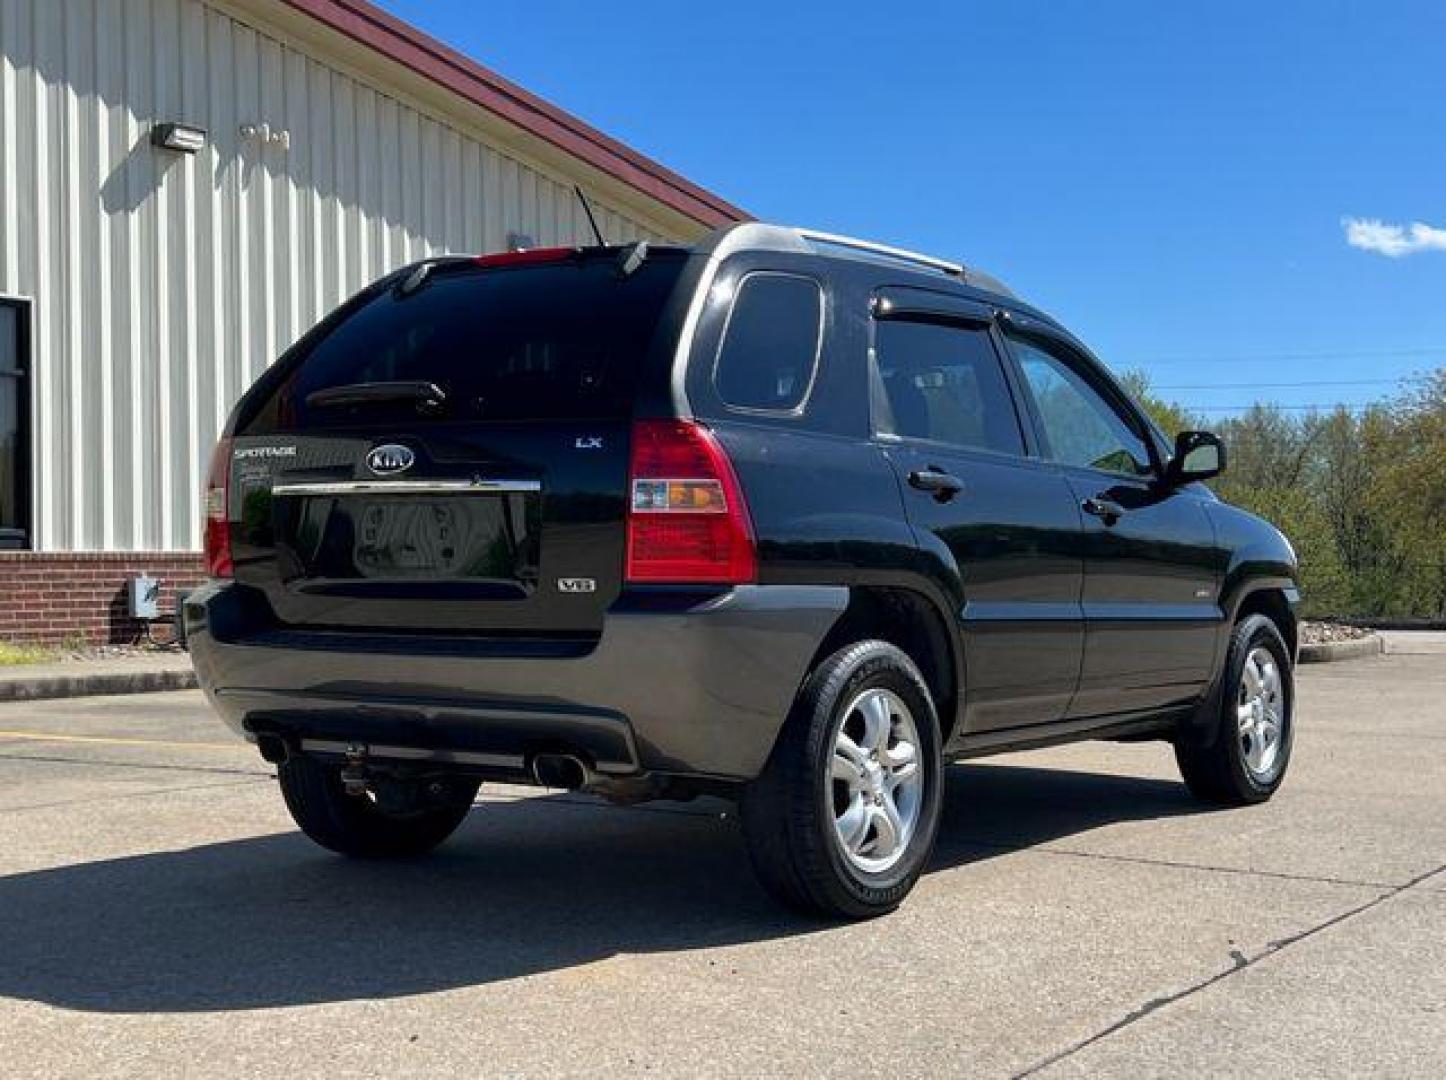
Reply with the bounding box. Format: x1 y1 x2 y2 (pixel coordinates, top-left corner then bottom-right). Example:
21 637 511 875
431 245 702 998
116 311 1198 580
0 642 60 666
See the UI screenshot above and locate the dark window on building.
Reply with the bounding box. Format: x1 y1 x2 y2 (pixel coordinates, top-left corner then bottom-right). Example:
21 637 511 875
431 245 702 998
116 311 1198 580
0 299 29 549
713 273 823 413
872 320 1025 456
1006 332 1153 477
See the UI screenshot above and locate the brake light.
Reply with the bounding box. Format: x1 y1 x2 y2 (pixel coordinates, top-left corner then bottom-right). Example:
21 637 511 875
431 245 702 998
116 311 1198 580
203 437 234 578
626 420 757 584
473 247 576 269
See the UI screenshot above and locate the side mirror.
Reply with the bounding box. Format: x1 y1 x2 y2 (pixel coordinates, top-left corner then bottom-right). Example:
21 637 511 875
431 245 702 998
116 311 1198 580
1165 430 1226 486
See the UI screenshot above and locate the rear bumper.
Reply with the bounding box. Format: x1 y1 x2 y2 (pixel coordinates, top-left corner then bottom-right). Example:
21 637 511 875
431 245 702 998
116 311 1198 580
185 582 847 781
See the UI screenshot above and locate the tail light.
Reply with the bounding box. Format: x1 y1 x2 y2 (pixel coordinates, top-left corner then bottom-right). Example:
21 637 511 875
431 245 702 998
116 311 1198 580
626 419 756 584
203 437 234 578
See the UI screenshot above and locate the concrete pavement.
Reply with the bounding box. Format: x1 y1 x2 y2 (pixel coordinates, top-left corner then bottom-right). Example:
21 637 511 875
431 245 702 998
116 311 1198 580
0 653 1440 1077
1381 629 1446 655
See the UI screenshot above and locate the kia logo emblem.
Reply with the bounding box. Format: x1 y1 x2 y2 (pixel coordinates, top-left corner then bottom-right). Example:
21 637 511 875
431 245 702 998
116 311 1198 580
366 444 415 476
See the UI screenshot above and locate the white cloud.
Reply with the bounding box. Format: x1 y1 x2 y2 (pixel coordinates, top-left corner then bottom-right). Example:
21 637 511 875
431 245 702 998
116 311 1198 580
1342 216 1446 258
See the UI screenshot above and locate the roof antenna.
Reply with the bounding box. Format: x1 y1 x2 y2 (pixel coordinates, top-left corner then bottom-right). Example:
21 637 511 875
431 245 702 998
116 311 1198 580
574 185 606 247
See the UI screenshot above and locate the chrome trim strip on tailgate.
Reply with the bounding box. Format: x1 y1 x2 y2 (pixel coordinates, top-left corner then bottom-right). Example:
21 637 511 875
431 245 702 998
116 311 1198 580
271 479 541 497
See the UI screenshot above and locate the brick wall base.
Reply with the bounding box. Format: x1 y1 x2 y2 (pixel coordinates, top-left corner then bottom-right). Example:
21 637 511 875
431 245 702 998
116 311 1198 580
0 553 207 646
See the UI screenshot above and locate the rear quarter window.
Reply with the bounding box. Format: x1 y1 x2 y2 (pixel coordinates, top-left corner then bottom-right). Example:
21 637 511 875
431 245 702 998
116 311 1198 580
712 272 824 414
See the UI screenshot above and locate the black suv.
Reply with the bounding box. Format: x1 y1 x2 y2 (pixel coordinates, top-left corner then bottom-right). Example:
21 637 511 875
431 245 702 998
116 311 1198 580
187 224 1299 918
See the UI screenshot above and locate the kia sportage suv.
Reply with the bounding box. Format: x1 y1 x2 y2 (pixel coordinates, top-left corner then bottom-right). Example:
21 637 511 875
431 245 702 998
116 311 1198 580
186 223 1299 919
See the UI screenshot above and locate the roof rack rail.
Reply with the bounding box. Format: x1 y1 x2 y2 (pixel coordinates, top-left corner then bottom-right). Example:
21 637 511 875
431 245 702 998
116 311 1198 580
795 228 964 277
693 222 1016 298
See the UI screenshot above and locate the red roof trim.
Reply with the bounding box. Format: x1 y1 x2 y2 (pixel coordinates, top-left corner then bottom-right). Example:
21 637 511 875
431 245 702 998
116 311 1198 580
278 0 747 229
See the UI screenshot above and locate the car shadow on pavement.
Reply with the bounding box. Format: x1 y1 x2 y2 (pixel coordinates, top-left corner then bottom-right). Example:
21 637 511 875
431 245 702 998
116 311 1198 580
0 761 1204 1013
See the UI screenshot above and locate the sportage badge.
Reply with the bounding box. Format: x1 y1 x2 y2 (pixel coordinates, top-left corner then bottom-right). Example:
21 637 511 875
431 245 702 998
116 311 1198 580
366 444 415 476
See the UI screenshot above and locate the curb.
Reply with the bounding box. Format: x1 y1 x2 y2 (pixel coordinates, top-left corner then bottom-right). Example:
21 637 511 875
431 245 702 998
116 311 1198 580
0 667 198 703
1298 635 1385 664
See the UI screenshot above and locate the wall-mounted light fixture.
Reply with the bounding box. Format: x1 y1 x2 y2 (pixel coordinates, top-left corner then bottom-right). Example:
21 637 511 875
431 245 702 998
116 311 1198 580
507 232 536 251
151 121 207 154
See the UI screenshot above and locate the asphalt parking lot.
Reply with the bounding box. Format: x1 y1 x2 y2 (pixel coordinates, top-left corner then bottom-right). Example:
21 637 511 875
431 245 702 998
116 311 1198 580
0 641 1441 1078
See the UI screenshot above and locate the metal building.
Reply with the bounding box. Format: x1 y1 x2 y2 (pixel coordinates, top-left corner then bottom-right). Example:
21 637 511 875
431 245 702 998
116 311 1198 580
0 0 742 641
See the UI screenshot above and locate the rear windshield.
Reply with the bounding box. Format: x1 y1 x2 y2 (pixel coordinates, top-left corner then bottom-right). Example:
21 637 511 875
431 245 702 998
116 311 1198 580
239 252 687 433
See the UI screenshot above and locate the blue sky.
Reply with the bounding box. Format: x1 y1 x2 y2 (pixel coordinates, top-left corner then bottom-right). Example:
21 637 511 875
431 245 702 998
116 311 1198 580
378 0 1446 417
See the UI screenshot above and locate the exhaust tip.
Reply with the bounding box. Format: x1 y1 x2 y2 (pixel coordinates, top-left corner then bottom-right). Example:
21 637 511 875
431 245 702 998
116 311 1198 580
531 753 590 791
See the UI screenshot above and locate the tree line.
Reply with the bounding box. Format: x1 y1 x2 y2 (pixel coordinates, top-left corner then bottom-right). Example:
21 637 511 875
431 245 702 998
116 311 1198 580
1122 368 1446 620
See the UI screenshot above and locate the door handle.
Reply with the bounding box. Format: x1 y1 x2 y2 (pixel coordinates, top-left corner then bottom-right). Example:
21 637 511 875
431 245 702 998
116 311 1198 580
908 467 965 503
1081 495 1125 524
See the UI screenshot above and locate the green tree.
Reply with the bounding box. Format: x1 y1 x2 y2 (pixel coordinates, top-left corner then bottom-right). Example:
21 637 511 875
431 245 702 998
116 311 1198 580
1111 367 1446 620
1374 372 1446 616
1215 405 1319 492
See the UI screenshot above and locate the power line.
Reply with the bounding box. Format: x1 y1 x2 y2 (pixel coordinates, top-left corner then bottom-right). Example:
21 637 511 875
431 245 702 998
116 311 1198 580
1191 403 1379 412
1155 378 1407 391
1133 346 1446 366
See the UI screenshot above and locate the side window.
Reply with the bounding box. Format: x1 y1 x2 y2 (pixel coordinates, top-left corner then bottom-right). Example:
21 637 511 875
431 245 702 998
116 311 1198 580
713 273 823 413
872 319 1024 456
1007 334 1153 477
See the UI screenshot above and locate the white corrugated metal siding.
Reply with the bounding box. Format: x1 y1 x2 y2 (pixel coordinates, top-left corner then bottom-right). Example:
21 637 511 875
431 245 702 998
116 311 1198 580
0 0 678 552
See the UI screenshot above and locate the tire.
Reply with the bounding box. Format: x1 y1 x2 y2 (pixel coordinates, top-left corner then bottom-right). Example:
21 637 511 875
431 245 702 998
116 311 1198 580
277 754 480 858
741 640 944 919
1175 613 1295 806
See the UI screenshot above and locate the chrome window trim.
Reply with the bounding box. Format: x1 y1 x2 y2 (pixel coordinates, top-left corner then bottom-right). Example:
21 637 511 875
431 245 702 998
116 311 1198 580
670 224 813 416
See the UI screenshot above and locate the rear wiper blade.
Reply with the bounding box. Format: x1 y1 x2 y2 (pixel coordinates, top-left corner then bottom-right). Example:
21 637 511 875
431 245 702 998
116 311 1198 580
305 381 447 413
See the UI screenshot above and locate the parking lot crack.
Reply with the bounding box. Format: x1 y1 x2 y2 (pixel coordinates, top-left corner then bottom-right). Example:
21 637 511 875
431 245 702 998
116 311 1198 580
0 750 269 779
956 838 1397 891
0 776 273 816
1012 859 1446 1078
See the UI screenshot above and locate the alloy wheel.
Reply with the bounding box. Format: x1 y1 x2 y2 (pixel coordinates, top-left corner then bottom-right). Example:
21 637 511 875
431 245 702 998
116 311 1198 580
830 688 925 874
1238 645 1287 783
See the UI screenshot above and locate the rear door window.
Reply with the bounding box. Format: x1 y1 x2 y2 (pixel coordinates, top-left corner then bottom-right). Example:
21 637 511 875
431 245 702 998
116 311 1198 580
712 272 823 413
239 253 686 434
872 320 1025 456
